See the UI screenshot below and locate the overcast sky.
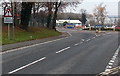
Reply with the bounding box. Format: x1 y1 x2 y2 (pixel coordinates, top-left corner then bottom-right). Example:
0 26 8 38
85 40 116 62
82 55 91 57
66 0 119 16
0 0 119 16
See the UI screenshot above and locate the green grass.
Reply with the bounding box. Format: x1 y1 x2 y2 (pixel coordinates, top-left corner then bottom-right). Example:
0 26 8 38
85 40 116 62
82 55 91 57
2 27 61 45
0 35 2 45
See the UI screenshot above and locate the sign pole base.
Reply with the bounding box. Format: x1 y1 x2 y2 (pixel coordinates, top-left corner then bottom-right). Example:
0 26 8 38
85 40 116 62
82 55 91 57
8 24 10 40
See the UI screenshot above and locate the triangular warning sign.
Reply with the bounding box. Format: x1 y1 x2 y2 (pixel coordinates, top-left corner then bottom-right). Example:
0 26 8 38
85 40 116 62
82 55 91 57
4 9 13 17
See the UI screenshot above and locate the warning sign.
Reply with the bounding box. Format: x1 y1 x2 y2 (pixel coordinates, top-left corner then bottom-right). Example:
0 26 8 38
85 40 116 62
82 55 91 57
4 8 13 23
4 8 13 17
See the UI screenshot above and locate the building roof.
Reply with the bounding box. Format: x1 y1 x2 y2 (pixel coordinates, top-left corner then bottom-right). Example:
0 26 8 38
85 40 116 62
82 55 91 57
56 20 81 23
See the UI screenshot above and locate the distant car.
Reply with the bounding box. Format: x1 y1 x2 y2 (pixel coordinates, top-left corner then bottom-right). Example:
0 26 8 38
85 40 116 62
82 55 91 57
66 24 74 29
115 26 120 30
94 25 103 28
104 25 115 29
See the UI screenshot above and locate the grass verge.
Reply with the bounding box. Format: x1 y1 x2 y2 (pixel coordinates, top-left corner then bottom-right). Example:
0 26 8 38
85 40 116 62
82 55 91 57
2 26 61 45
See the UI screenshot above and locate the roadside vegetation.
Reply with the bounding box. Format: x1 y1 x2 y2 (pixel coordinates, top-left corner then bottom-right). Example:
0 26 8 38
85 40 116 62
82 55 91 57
1 1 83 45
2 26 61 45
0 33 2 45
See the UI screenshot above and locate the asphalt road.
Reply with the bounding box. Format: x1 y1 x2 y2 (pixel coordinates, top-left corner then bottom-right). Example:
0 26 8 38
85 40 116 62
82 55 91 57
2 28 120 75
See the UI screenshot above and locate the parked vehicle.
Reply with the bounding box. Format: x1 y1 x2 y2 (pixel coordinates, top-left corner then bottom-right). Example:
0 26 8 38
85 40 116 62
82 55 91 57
115 26 120 30
104 25 115 29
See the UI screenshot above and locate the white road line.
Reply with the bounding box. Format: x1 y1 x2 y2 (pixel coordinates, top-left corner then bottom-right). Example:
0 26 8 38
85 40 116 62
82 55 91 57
108 62 113 65
107 66 112 69
110 60 114 63
104 45 120 72
92 37 96 39
74 42 83 46
8 57 46 74
56 47 70 54
80 42 83 44
67 32 72 37
86 39 91 41
81 39 85 41
1 35 71 54
74 44 79 46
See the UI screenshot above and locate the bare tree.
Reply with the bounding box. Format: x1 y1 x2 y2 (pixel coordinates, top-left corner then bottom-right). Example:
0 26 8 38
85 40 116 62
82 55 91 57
93 3 107 25
20 2 34 30
80 9 87 25
52 0 83 30
39 0 83 29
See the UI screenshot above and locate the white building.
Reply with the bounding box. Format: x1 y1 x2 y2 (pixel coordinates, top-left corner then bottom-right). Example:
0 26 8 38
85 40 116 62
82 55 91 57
56 20 82 27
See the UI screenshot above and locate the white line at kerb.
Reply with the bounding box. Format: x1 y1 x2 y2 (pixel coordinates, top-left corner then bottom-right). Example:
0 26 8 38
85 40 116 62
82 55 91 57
1 36 70 54
56 47 70 54
104 45 120 72
8 57 46 74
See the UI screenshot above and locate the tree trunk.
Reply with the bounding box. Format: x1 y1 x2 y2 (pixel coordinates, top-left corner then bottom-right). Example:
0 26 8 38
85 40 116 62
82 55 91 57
52 2 61 30
52 2 58 30
20 2 33 30
46 3 53 28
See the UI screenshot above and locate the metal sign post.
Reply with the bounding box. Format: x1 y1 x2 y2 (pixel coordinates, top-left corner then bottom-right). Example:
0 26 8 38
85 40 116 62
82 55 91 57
8 24 10 40
12 2 15 40
4 6 13 40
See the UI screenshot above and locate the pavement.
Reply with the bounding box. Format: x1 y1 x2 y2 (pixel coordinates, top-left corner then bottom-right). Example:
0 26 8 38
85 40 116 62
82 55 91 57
1 27 120 75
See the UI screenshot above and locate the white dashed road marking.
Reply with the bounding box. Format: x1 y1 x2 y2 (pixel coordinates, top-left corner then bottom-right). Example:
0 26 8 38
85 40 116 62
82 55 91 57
8 57 46 74
104 45 120 72
74 44 79 46
86 39 91 41
81 39 85 41
92 37 96 39
74 42 83 46
56 47 70 54
80 42 83 44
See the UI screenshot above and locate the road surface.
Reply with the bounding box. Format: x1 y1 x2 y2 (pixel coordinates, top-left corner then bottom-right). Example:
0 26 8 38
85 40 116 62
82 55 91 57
2 28 120 75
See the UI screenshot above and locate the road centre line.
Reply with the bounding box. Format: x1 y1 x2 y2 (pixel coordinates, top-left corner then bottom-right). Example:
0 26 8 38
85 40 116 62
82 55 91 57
81 39 85 41
86 39 91 41
75 43 79 46
8 57 46 74
56 47 70 54
92 37 96 39
80 42 83 44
